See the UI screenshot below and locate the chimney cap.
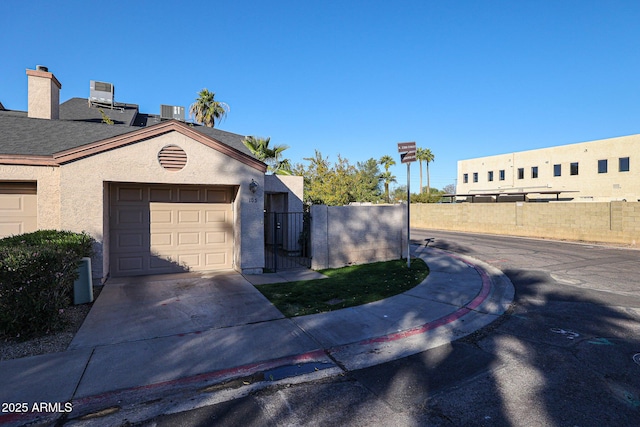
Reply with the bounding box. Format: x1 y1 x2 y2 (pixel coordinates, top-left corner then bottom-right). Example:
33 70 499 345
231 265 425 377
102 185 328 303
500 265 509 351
36 65 49 72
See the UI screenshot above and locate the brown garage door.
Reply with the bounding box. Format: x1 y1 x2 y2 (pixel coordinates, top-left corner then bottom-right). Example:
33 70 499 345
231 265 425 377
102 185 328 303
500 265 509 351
0 183 37 239
110 183 234 277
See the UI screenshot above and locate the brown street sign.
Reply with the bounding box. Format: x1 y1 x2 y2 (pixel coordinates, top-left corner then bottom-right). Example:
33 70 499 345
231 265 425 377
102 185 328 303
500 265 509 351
401 151 416 163
397 141 416 153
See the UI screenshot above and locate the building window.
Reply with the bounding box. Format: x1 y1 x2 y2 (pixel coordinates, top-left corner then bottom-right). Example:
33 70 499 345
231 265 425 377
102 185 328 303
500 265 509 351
473 172 478 183
598 159 608 174
570 162 579 175
499 170 505 181
517 168 524 179
531 166 538 179
553 164 561 177
619 157 630 172
488 171 494 182
463 173 468 184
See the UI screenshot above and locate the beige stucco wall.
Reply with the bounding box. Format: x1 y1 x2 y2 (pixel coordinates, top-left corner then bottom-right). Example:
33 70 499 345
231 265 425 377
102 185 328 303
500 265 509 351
412 202 640 246
264 175 304 212
27 71 60 120
0 164 61 230
311 204 407 269
457 134 640 202
58 131 265 279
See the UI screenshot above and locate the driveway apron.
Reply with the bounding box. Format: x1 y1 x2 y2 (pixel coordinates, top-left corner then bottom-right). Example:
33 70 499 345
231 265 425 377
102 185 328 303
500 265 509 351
69 271 285 349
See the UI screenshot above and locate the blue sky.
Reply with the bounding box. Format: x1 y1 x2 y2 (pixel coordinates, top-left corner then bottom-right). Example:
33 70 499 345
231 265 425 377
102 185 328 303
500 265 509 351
2 1 640 192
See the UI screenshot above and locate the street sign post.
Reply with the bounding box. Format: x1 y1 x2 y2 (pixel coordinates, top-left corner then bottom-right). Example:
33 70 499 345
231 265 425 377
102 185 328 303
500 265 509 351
397 142 417 268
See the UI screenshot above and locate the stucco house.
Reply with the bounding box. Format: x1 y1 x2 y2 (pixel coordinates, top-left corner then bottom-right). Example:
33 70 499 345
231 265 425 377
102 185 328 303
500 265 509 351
0 66 292 281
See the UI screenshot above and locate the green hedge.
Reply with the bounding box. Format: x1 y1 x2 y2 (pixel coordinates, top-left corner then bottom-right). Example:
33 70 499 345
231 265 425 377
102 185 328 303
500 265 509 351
0 230 94 339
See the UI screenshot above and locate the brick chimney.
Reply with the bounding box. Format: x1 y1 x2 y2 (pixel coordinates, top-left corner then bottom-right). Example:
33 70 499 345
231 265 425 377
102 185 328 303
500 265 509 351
26 65 61 120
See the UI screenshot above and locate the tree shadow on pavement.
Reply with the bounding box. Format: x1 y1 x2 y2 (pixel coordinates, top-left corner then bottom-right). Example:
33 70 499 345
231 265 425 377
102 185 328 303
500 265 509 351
139 235 640 426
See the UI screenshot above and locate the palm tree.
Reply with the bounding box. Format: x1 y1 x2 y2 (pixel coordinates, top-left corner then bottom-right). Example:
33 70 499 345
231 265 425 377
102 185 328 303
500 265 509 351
416 147 427 194
243 136 292 175
189 89 229 128
380 171 397 203
422 148 435 196
379 155 396 203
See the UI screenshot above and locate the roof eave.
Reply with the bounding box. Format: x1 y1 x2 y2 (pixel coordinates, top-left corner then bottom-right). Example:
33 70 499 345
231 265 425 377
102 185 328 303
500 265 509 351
52 120 267 172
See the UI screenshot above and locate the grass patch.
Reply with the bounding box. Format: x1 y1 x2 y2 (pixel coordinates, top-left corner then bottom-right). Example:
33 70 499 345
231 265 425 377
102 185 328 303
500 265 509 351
256 258 429 317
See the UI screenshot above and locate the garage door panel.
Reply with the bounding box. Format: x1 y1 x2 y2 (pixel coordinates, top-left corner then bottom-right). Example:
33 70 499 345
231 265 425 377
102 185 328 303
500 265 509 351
178 189 202 202
0 222 24 237
206 231 227 244
206 210 227 223
178 210 201 223
206 189 230 203
117 209 145 225
150 210 172 224
205 252 229 267
110 184 234 276
117 187 145 202
150 232 172 247
149 188 172 202
118 256 144 273
177 232 201 245
117 232 145 248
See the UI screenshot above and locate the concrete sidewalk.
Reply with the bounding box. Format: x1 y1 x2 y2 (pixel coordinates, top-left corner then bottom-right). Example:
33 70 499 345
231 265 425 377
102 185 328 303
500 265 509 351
0 245 514 427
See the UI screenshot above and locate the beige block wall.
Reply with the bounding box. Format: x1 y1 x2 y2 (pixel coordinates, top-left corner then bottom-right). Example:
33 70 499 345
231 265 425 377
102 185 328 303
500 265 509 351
59 131 265 279
0 164 61 230
412 202 640 246
457 134 640 202
311 204 407 269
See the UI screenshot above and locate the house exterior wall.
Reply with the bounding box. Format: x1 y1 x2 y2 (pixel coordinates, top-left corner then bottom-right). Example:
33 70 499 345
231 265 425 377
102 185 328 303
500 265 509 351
0 164 61 230
57 131 264 279
411 202 640 246
457 134 640 202
311 204 407 269
264 175 304 212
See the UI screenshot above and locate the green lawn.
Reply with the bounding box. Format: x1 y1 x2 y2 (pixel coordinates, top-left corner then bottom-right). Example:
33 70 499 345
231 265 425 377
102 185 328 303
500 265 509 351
256 258 429 317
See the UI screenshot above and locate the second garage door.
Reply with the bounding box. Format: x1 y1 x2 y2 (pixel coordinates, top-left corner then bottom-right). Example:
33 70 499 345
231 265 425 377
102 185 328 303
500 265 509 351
0 182 37 239
110 184 234 277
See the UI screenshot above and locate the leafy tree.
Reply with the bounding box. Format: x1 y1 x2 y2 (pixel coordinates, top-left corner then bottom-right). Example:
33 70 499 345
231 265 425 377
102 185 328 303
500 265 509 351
294 151 352 205
443 183 456 194
243 136 292 175
294 152 385 206
392 185 408 202
392 186 444 203
352 158 383 202
379 155 397 203
189 88 229 128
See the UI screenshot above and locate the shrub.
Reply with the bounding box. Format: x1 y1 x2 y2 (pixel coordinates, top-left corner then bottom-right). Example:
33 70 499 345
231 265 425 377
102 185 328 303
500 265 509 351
0 230 94 339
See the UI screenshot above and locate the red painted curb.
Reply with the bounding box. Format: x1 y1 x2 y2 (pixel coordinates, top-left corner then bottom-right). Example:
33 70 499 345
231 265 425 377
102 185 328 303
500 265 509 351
341 249 493 347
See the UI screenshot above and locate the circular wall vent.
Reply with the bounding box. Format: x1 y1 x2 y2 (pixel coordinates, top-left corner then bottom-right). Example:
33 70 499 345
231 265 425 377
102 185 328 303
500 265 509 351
158 145 187 171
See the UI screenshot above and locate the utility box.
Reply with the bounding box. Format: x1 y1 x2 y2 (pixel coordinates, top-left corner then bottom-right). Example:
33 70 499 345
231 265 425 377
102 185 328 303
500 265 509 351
74 257 94 305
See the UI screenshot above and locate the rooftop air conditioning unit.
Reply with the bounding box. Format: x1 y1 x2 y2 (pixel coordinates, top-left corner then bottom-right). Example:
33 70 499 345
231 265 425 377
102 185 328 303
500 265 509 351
89 80 114 108
160 104 185 121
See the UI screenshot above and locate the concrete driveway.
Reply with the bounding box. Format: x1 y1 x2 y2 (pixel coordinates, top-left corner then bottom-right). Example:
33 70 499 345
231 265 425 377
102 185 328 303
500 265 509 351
69 271 285 349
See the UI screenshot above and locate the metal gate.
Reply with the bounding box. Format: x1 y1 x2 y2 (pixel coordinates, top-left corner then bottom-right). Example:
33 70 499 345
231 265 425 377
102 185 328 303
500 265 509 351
265 212 311 271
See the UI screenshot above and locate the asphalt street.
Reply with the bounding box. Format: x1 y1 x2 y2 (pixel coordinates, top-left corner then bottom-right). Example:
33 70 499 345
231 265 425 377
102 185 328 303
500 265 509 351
133 230 640 426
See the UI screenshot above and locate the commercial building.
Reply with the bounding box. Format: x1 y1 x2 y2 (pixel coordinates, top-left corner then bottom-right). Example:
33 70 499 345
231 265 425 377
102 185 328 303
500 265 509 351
456 134 638 202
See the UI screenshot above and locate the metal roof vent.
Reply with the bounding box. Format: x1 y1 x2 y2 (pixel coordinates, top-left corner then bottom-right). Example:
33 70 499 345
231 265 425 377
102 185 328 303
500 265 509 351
89 80 114 108
158 145 187 171
160 104 185 121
